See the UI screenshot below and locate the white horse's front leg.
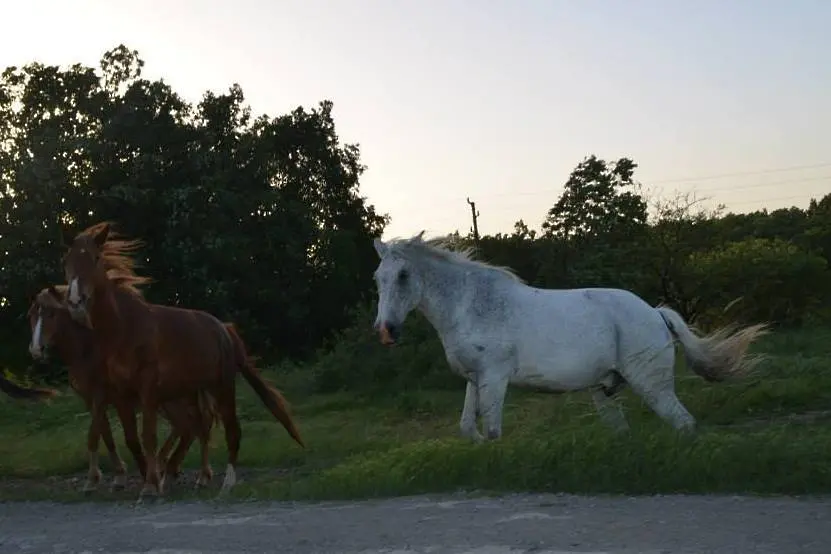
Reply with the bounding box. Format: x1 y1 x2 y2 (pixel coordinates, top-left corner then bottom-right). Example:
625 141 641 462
477 375 510 440
460 381 484 442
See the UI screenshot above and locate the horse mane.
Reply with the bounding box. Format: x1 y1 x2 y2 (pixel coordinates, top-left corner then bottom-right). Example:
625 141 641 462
105 269 152 297
34 286 67 310
77 222 153 296
384 231 524 283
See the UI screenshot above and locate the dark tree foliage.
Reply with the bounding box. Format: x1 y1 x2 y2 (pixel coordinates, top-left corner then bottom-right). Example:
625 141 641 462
0 45 387 377
542 155 648 241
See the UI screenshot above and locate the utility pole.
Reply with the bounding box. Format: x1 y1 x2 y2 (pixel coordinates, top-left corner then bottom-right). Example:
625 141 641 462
466 197 480 247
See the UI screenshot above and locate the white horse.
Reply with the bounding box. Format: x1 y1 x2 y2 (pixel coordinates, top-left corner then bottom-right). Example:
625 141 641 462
371 232 769 441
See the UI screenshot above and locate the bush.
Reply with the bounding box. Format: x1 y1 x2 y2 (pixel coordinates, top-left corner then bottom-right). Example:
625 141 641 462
307 302 459 396
687 237 830 327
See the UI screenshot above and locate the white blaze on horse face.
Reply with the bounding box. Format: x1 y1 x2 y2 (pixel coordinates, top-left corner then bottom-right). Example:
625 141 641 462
68 277 81 305
29 315 43 358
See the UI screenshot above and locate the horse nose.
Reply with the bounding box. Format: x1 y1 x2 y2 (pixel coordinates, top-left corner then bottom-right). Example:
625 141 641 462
67 291 87 310
378 321 400 345
28 343 42 358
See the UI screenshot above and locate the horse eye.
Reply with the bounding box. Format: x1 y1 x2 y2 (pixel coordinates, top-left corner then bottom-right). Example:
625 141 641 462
397 270 409 284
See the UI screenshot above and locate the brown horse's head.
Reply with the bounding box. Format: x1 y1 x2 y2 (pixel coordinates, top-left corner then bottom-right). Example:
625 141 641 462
28 285 69 360
62 222 111 324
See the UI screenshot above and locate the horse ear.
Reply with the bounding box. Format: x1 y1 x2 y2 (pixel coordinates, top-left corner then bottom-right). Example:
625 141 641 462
47 285 62 300
93 223 110 247
373 238 387 258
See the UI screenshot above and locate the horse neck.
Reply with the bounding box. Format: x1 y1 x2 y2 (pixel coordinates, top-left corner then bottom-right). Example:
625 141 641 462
415 258 475 337
51 314 87 363
89 278 127 342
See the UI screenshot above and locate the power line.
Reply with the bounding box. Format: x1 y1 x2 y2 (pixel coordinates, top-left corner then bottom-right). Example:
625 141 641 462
440 161 831 202
647 162 831 185
653 175 830 194
727 193 820 208
483 176 830 205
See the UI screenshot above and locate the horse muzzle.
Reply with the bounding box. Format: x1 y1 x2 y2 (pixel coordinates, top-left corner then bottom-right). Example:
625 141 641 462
67 304 93 329
378 322 400 345
28 344 44 359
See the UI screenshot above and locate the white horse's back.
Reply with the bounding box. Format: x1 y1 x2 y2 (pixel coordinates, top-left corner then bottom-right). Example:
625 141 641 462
505 284 673 391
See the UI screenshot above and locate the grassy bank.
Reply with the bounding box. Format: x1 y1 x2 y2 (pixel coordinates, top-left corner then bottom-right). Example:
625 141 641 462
1 326 831 502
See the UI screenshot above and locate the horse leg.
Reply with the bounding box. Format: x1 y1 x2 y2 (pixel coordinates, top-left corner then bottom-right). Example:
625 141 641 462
138 390 162 500
157 427 180 491
98 407 128 491
164 431 196 491
476 372 510 441
195 426 214 489
459 381 484 442
637 386 696 432
114 400 146 480
624 350 697 433
591 389 629 433
82 400 106 494
196 406 216 489
157 430 178 474
194 392 215 489
215 389 241 496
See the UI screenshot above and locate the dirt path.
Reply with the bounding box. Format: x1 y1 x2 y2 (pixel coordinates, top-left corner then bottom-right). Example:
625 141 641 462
0 493 828 553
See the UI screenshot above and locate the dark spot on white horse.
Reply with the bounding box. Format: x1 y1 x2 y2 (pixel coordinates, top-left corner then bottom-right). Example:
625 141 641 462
601 371 626 397
474 344 485 352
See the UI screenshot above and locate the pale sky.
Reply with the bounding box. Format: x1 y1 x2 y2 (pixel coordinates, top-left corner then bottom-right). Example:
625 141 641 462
2 0 829 239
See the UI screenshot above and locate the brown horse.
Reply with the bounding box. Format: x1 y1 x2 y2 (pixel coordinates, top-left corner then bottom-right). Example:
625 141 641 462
28 284 220 492
62 221 304 500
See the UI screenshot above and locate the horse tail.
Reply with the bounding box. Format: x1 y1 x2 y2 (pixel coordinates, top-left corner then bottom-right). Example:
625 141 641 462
223 323 305 448
656 305 769 382
0 374 58 400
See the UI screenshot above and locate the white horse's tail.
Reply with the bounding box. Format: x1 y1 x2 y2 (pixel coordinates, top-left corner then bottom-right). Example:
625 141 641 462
656 306 770 382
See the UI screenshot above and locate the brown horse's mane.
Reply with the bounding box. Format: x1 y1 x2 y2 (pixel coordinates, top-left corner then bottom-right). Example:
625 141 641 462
77 222 154 297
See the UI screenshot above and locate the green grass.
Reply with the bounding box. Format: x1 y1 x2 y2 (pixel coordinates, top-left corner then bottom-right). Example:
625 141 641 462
2 326 831 503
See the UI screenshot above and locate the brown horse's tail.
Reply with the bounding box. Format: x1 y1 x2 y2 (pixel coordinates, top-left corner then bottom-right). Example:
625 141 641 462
223 323 305 448
0 373 58 401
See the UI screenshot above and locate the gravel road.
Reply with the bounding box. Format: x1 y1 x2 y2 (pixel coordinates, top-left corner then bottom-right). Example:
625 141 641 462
0 493 828 553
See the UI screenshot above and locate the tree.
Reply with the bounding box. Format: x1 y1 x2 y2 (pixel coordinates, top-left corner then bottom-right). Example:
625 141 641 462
805 193 831 265
0 45 388 379
542 155 648 241
644 191 723 319
538 155 650 292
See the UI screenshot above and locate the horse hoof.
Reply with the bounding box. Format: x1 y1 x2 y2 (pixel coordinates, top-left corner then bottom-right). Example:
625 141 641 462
138 484 160 501
217 464 236 497
135 494 160 506
194 478 211 490
110 477 127 492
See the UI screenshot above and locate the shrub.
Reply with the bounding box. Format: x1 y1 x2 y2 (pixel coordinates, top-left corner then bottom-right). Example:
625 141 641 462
307 302 459 396
687 237 830 327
